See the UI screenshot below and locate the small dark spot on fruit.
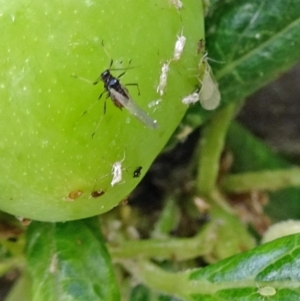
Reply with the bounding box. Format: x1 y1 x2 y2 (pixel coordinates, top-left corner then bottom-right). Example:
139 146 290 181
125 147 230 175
91 190 105 198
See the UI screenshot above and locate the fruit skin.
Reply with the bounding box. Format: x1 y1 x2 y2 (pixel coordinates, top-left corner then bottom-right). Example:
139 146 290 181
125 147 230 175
0 0 204 221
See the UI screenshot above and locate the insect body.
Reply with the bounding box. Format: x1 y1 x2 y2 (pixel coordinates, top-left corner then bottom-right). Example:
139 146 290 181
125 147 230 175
133 166 142 178
173 31 186 61
156 62 170 96
94 68 158 129
111 161 123 187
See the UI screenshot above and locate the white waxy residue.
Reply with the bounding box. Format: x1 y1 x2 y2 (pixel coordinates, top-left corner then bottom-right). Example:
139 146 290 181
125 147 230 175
111 153 126 187
182 91 200 105
169 0 183 10
148 99 162 108
173 32 186 61
156 62 170 96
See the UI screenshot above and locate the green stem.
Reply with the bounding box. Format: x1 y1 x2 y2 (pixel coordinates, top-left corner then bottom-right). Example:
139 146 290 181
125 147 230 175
121 260 284 299
119 259 192 300
221 167 300 193
109 222 217 261
197 103 237 196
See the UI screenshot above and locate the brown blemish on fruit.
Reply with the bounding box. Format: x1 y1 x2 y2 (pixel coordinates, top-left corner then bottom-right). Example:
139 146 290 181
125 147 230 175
68 190 83 200
91 190 105 198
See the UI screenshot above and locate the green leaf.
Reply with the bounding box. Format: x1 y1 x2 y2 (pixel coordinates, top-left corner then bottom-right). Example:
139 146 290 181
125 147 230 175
226 122 300 221
183 0 300 128
120 234 300 301
188 233 300 301
26 217 120 301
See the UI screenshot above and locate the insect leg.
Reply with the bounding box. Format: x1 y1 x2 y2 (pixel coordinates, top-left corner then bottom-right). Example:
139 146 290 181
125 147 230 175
125 83 141 95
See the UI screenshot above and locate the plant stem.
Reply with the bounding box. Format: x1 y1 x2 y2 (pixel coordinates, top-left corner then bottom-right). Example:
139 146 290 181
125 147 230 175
109 222 217 261
197 103 237 196
119 259 192 300
221 167 300 193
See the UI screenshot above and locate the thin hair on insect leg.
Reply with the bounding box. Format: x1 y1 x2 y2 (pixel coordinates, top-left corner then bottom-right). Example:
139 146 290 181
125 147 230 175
81 89 107 117
101 40 113 61
72 74 95 85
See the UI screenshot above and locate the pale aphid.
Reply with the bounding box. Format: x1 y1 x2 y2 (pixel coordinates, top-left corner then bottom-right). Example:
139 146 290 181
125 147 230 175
156 62 170 96
111 153 126 187
198 57 221 110
182 91 200 105
169 0 183 10
109 88 158 128
111 162 123 187
173 30 186 61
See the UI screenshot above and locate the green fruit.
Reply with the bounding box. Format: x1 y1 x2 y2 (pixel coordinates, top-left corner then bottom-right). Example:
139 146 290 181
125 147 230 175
0 0 204 221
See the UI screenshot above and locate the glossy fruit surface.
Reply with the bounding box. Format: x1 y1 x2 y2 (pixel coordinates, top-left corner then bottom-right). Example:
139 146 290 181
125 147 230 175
0 0 204 221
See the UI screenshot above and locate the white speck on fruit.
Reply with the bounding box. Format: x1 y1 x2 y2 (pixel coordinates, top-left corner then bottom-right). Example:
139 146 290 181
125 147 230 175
85 0 94 7
148 99 162 108
41 140 49 148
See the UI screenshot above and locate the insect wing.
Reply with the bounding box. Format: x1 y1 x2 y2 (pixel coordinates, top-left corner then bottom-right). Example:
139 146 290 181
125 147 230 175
109 88 158 129
199 69 221 110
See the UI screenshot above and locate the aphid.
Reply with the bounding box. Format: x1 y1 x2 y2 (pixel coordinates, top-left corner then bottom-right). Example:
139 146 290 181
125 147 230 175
91 190 105 198
94 61 158 129
173 30 186 61
198 56 221 110
133 166 142 178
257 286 276 297
111 153 126 187
169 0 183 10
182 91 200 105
157 61 170 96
